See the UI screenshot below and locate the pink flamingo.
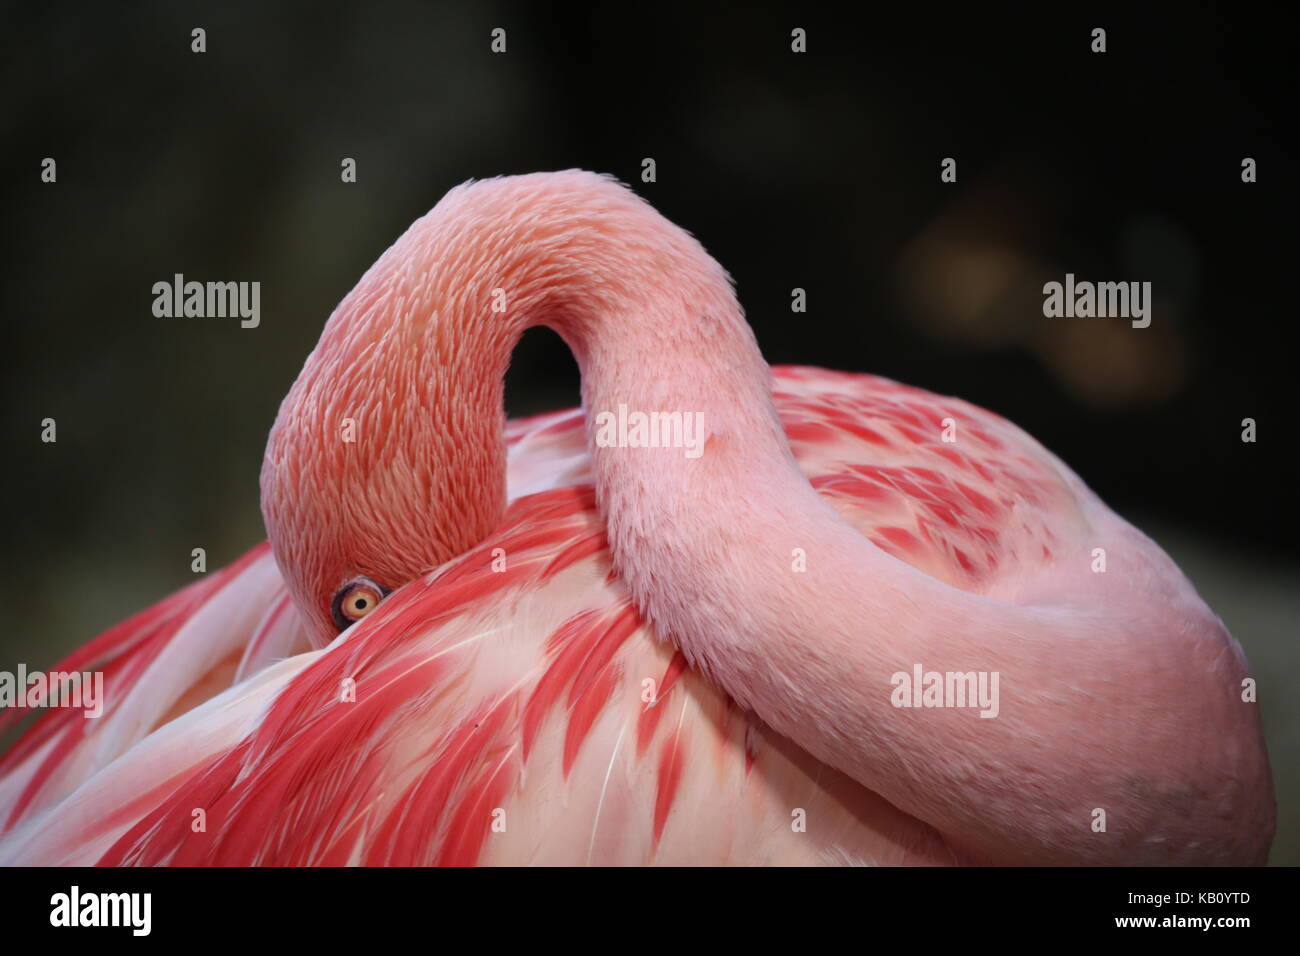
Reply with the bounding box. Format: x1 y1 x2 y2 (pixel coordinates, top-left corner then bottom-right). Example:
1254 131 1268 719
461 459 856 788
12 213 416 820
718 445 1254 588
0 171 1273 865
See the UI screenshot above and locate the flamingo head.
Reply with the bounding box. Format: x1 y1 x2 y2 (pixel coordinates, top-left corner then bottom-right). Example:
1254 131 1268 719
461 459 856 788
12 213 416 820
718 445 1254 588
256 251 509 645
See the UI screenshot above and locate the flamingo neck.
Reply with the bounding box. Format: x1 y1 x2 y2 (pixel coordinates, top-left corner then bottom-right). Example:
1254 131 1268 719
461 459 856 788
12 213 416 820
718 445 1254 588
355 171 992 844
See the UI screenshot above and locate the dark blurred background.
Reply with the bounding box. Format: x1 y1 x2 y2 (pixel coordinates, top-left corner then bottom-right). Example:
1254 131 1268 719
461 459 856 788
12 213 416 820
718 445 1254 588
2 3 1295 861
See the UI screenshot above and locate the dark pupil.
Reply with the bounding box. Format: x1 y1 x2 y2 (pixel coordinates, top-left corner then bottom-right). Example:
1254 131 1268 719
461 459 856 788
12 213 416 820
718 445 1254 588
353 598 368 610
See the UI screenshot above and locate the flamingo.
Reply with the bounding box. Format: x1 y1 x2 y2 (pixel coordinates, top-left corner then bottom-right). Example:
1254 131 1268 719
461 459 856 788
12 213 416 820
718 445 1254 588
0 171 1273 866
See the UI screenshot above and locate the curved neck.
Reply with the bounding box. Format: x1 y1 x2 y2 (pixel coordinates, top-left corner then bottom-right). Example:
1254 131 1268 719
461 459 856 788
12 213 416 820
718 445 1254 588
287 170 790 563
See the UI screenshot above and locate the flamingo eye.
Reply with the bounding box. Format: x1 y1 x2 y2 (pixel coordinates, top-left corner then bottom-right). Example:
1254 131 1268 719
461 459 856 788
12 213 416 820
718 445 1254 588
330 576 389 631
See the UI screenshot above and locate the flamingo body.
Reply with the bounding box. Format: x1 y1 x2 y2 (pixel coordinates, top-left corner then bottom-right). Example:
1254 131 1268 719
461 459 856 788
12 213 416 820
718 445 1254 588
0 171 1273 865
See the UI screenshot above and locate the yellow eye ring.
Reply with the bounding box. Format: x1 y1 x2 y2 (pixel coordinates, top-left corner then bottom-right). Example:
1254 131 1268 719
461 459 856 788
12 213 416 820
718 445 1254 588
330 576 389 631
